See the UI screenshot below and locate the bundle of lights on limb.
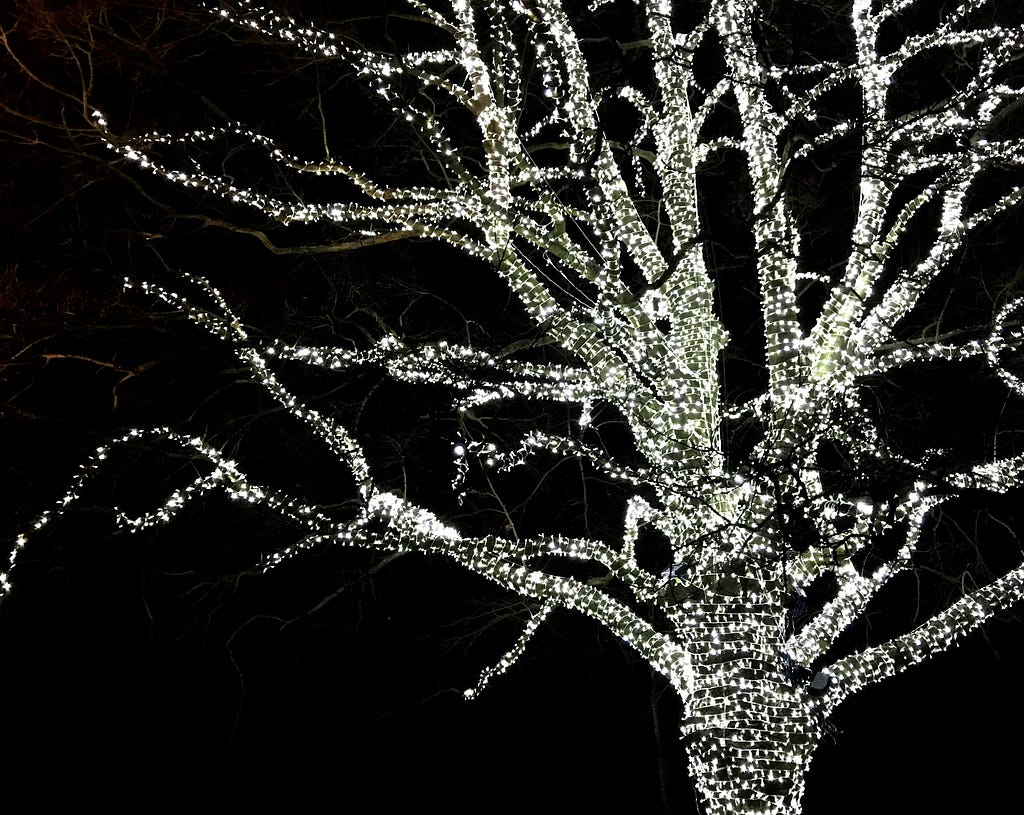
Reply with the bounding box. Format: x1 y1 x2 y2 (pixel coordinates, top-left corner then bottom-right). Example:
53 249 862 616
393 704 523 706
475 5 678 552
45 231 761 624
5 0 1024 812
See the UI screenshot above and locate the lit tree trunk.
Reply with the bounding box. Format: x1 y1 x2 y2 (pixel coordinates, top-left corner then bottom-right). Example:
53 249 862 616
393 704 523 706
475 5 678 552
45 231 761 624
676 601 816 815
661 518 820 815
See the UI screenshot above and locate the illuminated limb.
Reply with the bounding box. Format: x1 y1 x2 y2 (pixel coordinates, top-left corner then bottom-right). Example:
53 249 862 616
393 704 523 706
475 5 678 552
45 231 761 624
789 451 1024 666
2 426 329 597
786 553 913 668
862 295 1024 379
2 428 177 598
821 562 1024 716
476 430 655 490
271 335 609 401
464 600 557 699
134 275 377 496
266 490 688 693
114 447 330 534
810 3 1024 380
711 0 808 416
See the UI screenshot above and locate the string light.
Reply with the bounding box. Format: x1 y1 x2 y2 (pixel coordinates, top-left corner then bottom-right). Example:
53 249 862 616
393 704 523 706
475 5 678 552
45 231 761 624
6 2 1024 813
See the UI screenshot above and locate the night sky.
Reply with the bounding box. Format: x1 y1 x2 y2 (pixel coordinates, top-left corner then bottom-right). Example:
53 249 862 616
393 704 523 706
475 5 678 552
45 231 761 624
2 1 1024 812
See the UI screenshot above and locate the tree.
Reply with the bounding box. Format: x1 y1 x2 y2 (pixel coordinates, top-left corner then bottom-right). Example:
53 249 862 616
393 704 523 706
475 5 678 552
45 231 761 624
3 1 1024 812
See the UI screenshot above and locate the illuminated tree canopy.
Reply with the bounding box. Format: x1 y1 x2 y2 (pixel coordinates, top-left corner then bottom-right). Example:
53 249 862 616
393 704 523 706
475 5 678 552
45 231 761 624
4 1 1024 812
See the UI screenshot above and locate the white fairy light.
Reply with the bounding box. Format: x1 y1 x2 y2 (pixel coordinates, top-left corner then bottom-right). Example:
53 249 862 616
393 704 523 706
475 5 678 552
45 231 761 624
5 1 1024 813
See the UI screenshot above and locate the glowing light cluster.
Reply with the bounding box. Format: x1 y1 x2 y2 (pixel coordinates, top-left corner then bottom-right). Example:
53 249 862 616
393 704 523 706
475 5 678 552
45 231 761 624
7 2 1024 813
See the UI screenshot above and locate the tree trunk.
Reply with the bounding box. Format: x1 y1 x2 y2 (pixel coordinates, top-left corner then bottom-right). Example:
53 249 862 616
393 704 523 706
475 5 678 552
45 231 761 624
677 602 819 815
